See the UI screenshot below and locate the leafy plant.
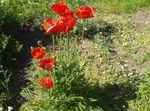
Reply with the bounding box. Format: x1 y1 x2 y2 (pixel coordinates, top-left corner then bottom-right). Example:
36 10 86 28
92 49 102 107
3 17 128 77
0 34 22 109
0 34 22 70
130 67 150 111
21 47 101 111
0 66 11 95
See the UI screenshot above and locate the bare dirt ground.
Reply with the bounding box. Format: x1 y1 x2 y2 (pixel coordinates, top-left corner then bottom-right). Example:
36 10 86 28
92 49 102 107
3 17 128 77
133 8 150 25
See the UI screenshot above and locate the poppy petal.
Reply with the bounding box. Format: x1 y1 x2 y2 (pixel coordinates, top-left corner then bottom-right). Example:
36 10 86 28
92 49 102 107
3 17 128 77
51 1 73 16
39 77 54 89
75 6 94 19
38 57 55 71
30 47 45 59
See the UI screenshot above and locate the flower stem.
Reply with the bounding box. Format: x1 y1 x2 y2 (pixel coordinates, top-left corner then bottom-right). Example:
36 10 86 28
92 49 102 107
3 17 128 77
67 33 69 50
59 34 62 51
66 33 70 57
52 35 55 56
81 19 85 40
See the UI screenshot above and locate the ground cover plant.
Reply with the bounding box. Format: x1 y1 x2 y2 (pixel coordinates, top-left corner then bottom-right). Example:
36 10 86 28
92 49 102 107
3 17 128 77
0 0 150 111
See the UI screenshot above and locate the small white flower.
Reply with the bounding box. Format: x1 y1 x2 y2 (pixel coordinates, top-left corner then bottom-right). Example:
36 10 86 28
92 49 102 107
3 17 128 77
28 1 32 4
125 60 128 62
8 106 13 111
0 107 3 111
121 34 124 37
99 32 102 34
145 21 149 24
123 42 128 46
117 62 120 65
124 64 128 67
95 45 98 49
1 0 4 4
103 77 106 79
135 71 138 73
128 72 133 76
121 65 124 70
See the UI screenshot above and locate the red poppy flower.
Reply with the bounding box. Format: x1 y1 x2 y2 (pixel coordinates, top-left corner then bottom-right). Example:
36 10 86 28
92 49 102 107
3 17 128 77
43 18 57 31
50 1 73 17
38 57 55 71
43 18 66 34
39 77 54 89
43 18 61 34
30 47 45 59
57 15 76 33
75 6 94 19
43 16 76 34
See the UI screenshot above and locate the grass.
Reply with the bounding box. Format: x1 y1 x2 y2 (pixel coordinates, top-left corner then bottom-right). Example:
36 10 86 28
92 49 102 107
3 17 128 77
94 0 150 13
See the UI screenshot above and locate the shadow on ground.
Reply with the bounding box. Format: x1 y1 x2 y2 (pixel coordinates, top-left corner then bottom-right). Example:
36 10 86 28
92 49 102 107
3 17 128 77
2 21 53 111
84 19 116 39
74 82 137 111
84 20 117 55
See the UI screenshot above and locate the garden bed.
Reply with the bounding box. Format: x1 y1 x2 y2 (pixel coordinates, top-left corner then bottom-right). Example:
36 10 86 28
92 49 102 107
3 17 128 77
0 0 150 111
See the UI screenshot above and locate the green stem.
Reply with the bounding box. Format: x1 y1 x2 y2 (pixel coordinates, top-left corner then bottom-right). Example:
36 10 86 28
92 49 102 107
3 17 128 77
67 33 69 50
81 19 85 40
66 33 70 58
52 35 55 56
74 35 78 50
59 34 62 51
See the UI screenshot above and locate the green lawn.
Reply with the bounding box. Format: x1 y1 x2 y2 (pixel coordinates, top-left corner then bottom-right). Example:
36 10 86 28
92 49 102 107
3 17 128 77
94 0 150 13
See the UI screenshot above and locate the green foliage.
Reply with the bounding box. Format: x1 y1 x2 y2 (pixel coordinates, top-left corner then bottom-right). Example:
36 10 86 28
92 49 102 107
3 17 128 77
0 34 22 70
130 67 150 111
93 34 110 52
0 66 11 108
0 0 80 33
0 34 22 108
0 66 11 95
0 0 95 28
0 0 54 33
0 93 7 108
66 0 95 9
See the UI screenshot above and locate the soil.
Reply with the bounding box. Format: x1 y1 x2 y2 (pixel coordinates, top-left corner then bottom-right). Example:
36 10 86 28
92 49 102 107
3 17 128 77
133 8 150 25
